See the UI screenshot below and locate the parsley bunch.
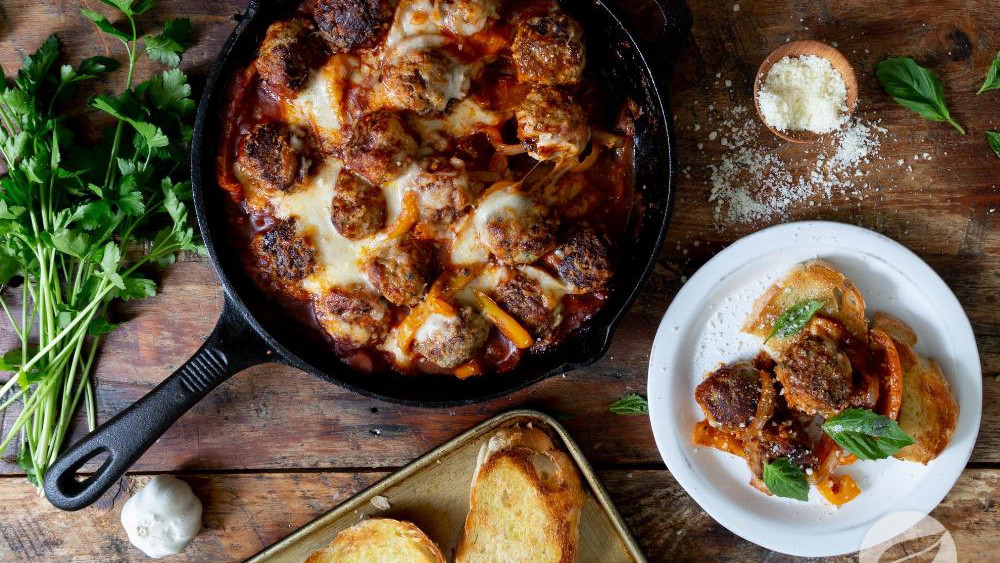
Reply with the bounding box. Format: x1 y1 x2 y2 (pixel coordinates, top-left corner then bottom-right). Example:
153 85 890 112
0 0 202 491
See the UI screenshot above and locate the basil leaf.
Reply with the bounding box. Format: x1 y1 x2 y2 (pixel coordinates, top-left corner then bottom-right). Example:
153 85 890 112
978 51 1000 94
762 457 809 501
767 299 824 342
610 393 649 415
875 57 965 134
988 132 1000 160
822 408 914 461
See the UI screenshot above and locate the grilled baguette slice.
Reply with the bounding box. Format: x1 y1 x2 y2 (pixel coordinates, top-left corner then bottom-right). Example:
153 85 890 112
304 518 445 563
455 426 584 563
872 313 959 464
743 260 867 352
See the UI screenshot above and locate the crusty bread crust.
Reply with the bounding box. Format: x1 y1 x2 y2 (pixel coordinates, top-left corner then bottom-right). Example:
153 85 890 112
304 518 445 563
456 426 584 563
743 260 867 353
873 313 959 464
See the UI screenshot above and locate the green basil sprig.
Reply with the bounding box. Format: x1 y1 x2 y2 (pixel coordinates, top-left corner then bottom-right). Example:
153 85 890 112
609 393 649 415
978 51 1000 94
987 132 1000 159
822 408 914 460
875 57 965 134
766 299 824 342
762 457 809 501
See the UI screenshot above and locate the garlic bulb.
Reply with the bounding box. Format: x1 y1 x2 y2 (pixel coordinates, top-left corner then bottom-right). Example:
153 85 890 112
120 475 203 558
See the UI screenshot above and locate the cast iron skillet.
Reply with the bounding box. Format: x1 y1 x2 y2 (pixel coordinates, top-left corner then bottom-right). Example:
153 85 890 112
44 0 690 510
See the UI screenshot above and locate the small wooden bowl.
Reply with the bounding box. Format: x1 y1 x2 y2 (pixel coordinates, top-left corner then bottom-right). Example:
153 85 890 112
753 40 858 143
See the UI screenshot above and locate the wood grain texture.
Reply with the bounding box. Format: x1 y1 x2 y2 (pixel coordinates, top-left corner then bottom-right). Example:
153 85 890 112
0 468 996 562
0 0 998 561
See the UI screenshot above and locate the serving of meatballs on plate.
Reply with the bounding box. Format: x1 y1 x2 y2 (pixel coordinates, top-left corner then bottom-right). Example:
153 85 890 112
219 0 636 378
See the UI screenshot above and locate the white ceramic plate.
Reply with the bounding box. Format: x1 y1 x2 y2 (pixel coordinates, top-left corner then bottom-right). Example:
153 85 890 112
647 221 981 557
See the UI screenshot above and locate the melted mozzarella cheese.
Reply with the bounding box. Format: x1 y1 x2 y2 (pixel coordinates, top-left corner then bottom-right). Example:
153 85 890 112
286 56 355 147
453 265 508 306
472 186 535 242
272 161 370 293
450 211 489 265
517 265 568 302
410 98 501 151
387 0 443 48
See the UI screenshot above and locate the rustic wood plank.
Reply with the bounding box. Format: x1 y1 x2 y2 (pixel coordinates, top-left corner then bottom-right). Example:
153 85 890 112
0 468 996 562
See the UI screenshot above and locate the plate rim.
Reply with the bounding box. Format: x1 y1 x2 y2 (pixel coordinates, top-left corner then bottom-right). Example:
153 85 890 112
646 220 982 557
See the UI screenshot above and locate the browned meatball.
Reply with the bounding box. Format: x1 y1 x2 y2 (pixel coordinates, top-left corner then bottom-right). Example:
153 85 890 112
315 284 392 349
775 335 853 416
236 123 303 193
343 112 418 185
331 171 386 240
365 235 433 306
256 18 329 97
413 307 490 368
313 0 392 52
475 189 558 264
745 414 818 491
382 49 469 115
515 87 590 160
695 363 772 431
548 229 611 293
409 157 473 226
248 219 315 296
511 12 585 86
494 273 562 344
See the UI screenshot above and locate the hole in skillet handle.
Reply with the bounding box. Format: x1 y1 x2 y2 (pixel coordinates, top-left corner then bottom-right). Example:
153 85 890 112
43 296 274 511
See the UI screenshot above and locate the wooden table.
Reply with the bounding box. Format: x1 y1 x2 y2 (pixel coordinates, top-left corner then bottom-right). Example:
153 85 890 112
1 0 998 561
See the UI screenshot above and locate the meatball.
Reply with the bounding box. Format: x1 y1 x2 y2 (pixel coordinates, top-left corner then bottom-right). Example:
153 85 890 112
511 12 585 85
409 157 473 226
248 219 315 295
236 123 303 193
695 363 771 431
365 235 433 306
494 273 562 344
315 284 391 349
414 307 490 368
548 229 612 293
745 414 818 491
436 0 499 36
475 189 558 264
313 0 392 52
382 49 469 115
775 335 853 416
343 112 418 185
515 87 590 161
256 18 329 96
331 171 386 240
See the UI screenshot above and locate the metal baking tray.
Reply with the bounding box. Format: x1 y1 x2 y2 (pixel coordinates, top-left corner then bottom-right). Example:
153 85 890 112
248 409 645 562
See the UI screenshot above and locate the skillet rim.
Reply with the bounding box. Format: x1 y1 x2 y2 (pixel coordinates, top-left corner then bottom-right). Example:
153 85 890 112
189 0 678 407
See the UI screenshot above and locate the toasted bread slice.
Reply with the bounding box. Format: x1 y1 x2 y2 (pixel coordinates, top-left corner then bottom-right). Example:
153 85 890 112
872 313 959 464
304 518 445 563
455 426 584 563
743 260 867 353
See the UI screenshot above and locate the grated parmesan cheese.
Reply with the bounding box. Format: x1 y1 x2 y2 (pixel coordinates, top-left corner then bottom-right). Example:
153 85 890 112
757 55 848 133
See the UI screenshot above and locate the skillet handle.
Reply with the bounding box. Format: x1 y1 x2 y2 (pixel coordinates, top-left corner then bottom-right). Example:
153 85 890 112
43 295 272 511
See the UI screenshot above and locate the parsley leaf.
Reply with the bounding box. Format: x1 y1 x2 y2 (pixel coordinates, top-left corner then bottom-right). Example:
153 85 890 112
762 457 809 501
610 393 649 415
767 299 824 342
822 409 914 461
81 8 130 41
978 51 1000 94
875 57 965 134
143 18 192 67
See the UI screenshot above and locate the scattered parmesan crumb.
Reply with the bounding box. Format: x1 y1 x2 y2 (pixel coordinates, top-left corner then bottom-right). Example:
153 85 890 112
371 495 391 510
